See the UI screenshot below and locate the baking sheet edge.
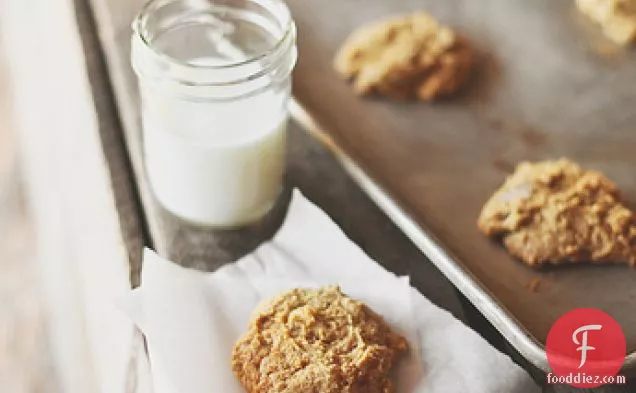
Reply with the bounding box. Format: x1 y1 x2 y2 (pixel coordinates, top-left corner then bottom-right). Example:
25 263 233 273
289 99 636 375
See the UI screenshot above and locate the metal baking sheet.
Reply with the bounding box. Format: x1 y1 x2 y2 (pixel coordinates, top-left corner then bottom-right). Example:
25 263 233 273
288 0 636 372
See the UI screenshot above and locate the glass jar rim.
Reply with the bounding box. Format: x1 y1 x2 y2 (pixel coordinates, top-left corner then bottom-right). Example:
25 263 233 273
131 0 296 88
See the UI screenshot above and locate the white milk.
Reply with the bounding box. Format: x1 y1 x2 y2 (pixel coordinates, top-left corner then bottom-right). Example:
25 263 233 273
142 74 288 227
132 0 297 228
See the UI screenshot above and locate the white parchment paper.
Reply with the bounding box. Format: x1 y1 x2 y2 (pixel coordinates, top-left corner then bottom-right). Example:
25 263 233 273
120 189 539 393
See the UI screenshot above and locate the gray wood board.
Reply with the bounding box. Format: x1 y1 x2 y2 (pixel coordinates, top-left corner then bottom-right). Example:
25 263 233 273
74 0 146 285
287 0 636 372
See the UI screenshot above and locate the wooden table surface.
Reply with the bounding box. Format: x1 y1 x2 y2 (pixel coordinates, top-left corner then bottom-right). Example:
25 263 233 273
73 0 635 391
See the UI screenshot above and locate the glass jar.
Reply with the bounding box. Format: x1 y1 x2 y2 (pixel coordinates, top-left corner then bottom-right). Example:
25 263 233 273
131 0 297 228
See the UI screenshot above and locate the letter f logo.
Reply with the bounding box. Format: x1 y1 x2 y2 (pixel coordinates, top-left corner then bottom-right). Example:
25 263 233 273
572 324 602 368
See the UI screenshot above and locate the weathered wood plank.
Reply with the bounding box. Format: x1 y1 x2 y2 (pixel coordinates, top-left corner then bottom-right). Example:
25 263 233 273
1 0 145 392
73 0 146 287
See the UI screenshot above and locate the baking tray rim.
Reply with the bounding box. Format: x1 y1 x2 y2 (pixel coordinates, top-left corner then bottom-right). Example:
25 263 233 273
289 99 636 375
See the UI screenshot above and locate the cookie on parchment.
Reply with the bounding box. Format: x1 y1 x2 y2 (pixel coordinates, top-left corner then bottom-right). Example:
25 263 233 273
478 158 636 267
231 285 408 393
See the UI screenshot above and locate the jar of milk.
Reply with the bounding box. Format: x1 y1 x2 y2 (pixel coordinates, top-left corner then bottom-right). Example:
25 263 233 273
131 0 297 227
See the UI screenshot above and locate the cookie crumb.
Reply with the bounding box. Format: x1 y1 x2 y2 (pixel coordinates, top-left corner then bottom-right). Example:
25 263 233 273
334 12 475 101
527 278 541 293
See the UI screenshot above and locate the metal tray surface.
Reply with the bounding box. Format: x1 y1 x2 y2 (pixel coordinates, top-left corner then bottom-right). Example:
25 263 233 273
288 0 636 372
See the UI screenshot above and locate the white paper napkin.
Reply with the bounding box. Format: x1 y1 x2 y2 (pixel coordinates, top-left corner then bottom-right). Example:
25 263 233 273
120 189 540 393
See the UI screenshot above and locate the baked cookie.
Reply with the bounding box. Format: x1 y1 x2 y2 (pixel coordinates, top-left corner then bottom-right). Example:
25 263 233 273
576 0 636 45
231 286 408 393
334 12 474 101
478 159 636 266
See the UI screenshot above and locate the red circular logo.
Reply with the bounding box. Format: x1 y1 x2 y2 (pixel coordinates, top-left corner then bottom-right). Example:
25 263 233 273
546 308 626 388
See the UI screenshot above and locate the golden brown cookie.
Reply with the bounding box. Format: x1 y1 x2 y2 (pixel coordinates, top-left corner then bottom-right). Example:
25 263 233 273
478 159 636 267
334 12 474 101
231 285 408 393
576 0 636 45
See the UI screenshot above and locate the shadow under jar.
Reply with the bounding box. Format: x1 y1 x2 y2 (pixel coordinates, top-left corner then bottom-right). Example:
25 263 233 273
131 0 297 228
